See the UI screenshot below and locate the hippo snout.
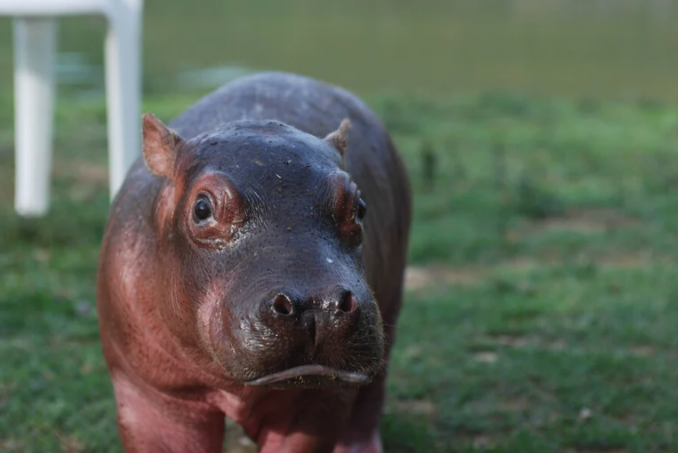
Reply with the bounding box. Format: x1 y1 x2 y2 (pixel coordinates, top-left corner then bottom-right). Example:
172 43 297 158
266 288 361 352
261 287 368 350
220 285 385 389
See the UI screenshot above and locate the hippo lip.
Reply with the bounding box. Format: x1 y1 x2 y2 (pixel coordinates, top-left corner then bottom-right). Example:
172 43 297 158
245 365 371 386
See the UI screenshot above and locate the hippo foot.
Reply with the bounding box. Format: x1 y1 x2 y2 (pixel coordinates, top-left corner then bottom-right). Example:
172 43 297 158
333 431 383 453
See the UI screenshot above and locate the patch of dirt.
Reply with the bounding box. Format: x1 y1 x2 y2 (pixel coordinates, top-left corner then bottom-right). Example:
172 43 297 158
525 208 640 234
465 397 530 415
628 345 655 357
601 254 653 269
402 345 423 359
392 399 437 417
0 439 23 452
488 334 567 352
488 334 661 358
473 351 498 364
471 435 495 448
573 450 627 453
499 254 658 271
497 398 530 412
404 266 481 291
492 335 530 347
8 338 34 352
33 248 50 263
454 430 498 449
404 250 658 294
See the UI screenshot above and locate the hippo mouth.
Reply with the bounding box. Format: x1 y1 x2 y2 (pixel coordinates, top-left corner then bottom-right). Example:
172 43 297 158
245 365 372 387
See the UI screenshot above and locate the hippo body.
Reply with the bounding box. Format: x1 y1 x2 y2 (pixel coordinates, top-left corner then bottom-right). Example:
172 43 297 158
96 72 412 453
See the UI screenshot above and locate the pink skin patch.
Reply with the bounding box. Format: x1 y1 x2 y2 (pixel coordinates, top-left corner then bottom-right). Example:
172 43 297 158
112 372 225 452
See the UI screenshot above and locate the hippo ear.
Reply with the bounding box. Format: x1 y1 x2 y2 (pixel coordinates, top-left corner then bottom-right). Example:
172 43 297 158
142 113 185 179
323 118 350 160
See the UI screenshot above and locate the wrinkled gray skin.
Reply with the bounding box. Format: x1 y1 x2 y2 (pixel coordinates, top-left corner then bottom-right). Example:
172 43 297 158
97 72 411 453
169 72 411 298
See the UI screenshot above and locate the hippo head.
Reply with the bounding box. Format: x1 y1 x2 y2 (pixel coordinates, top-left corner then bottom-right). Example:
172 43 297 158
141 114 385 389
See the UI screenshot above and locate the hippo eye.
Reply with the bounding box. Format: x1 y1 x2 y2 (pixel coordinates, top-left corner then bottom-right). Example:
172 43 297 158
356 198 367 221
193 197 213 223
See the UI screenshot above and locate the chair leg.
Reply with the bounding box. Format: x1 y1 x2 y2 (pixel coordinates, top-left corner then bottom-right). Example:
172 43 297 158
104 3 142 200
13 18 57 217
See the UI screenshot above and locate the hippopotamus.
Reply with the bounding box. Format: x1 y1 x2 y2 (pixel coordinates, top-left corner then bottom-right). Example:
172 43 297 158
96 71 412 453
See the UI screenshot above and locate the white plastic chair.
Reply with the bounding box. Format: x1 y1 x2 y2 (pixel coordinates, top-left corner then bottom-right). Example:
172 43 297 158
0 0 143 216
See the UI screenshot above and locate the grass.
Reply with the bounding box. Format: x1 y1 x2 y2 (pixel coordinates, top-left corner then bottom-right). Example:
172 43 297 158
2 89 678 452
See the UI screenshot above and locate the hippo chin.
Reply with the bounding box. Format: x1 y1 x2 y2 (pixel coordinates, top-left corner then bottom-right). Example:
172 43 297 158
97 71 411 453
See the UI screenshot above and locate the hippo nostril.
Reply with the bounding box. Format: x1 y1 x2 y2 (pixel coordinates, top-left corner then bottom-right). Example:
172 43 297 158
339 291 358 313
272 294 294 315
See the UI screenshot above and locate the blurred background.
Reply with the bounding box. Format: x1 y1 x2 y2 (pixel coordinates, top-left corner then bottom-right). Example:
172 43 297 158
2 1 678 452
1 0 677 100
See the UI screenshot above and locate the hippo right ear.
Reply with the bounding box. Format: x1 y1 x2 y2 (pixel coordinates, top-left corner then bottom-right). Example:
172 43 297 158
142 113 185 179
323 118 350 161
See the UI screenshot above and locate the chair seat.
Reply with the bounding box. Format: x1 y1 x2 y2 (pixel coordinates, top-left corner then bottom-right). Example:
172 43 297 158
0 0 108 16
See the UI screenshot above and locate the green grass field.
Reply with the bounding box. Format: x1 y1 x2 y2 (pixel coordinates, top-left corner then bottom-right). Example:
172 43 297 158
1 91 678 452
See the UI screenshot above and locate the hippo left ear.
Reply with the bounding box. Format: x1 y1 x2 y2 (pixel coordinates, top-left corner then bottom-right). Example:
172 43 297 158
323 118 350 161
142 113 185 179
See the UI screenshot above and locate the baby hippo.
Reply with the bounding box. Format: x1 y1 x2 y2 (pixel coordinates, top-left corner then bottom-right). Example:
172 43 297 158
96 72 412 453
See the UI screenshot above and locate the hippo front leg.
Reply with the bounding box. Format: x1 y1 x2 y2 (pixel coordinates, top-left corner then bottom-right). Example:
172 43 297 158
332 285 405 453
332 433 383 453
111 376 225 453
330 373 386 453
